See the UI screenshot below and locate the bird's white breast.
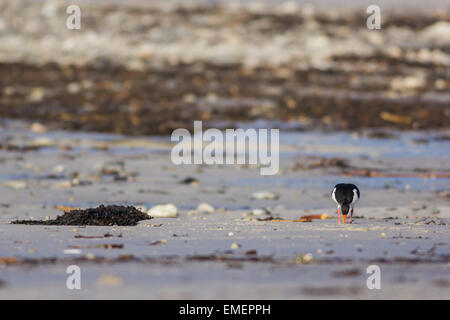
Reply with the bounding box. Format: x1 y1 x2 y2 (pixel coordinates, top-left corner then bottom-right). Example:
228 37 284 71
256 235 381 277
332 187 338 204
351 188 359 205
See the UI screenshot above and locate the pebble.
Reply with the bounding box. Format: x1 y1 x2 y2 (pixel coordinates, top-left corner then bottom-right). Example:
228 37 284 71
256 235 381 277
230 242 241 249
251 191 279 200
3 180 28 190
251 208 271 216
147 204 178 218
179 177 199 185
196 202 215 214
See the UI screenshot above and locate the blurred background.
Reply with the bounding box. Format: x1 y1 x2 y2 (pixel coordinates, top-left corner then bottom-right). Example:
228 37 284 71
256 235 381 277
0 0 449 135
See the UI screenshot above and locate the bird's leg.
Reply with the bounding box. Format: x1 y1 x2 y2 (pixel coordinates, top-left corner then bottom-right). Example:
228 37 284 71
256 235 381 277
338 208 341 224
349 208 354 223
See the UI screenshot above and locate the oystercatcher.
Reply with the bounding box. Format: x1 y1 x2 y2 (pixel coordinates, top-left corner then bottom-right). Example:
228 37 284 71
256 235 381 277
332 183 360 224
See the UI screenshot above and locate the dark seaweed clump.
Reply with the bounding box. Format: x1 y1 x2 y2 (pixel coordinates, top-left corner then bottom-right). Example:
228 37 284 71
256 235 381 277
11 205 151 226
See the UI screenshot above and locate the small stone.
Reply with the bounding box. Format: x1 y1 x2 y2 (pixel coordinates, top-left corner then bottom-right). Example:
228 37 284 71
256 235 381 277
67 82 81 94
98 161 125 176
251 191 279 200
30 122 47 133
147 204 178 218
251 208 271 216
196 202 215 214
52 165 65 173
135 205 147 213
85 253 96 260
230 242 241 249
295 253 313 264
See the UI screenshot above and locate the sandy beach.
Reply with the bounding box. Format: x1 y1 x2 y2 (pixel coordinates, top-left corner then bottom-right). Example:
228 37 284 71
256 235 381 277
0 0 449 300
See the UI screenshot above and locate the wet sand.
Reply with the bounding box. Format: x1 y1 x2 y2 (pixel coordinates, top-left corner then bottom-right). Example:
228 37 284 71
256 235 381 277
0 121 449 299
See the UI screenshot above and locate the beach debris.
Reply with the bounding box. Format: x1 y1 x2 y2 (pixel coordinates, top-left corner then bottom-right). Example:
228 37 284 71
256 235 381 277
3 180 28 190
295 253 314 264
68 244 123 250
432 279 450 288
418 21 450 45
27 87 45 103
63 249 82 255
414 217 447 225
96 161 136 181
434 135 450 142
149 240 167 246
97 274 123 287
179 177 199 185
74 233 118 239
148 224 163 227
230 242 241 249
147 204 178 218
98 161 125 176
380 112 412 125
11 205 151 226
411 203 427 211
332 268 361 277
342 169 450 179
251 191 279 200
30 122 47 133
0 257 17 265
301 214 328 220
268 217 312 222
188 202 215 215
302 286 362 296
293 156 349 170
251 208 271 216
186 254 274 263
135 205 147 213
390 75 425 92
196 202 215 214
52 165 65 173
430 208 440 215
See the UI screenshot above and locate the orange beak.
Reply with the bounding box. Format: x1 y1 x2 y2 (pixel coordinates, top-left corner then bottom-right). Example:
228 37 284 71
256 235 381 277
342 215 346 224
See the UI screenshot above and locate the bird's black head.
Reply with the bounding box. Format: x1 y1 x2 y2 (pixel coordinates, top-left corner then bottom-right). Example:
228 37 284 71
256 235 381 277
341 204 350 215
